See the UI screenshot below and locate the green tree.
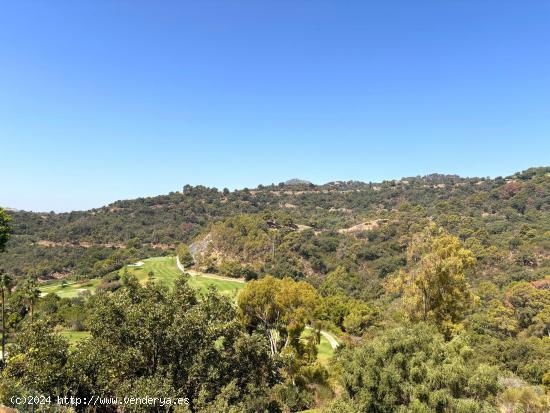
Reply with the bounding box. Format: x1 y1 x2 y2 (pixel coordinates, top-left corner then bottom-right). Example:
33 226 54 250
389 226 477 335
177 243 194 268
330 323 501 412
238 276 327 411
505 282 550 329
0 272 13 365
65 276 277 411
0 320 69 401
471 300 518 338
531 305 550 337
0 208 11 252
127 237 142 249
342 301 376 336
320 266 363 298
316 294 352 329
0 209 11 365
238 276 318 356
20 277 40 323
476 281 501 305
497 386 548 413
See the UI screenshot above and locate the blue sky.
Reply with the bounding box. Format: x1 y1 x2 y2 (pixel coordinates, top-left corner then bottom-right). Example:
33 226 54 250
1 1 549 212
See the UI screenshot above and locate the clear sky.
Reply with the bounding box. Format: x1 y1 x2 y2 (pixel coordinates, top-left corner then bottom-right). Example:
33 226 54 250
1 1 549 212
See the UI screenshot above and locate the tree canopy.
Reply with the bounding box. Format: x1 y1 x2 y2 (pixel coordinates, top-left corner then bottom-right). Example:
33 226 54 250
0 208 11 252
389 225 478 335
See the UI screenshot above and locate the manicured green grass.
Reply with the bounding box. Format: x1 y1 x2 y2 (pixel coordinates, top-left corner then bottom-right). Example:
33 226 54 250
123 256 182 286
39 256 244 298
39 279 100 298
302 328 335 365
317 335 334 365
121 256 244 296
58 330 91 346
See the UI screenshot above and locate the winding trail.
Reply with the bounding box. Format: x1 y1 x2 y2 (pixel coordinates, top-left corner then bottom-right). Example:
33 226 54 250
176 256 339 349
305 325 339 350
320 330 339 349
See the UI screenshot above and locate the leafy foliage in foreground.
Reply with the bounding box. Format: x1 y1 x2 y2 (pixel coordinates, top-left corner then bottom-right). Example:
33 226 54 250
330 324 501 413
1 277 279 412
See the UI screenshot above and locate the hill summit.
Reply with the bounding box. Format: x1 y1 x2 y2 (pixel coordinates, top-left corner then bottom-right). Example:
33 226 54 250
284 178 312 186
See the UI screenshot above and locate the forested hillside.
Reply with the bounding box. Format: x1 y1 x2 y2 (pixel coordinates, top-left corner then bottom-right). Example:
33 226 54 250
3 167 549 285
0 167 549 412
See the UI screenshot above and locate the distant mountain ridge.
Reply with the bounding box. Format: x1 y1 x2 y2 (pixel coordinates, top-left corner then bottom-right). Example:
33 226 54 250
283 178 313 186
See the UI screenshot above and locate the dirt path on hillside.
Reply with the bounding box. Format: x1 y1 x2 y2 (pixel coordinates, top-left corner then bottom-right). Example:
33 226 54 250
320 330 339 349
305 326 339 350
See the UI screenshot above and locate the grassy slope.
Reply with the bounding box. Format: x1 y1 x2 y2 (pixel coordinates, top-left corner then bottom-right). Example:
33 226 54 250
122 256 244 296
302 328 334 366
39 256 244 298
58 330 91 346
39 279 101 298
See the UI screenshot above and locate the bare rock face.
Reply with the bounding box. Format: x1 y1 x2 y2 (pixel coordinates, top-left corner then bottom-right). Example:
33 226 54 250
189 233 212 262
